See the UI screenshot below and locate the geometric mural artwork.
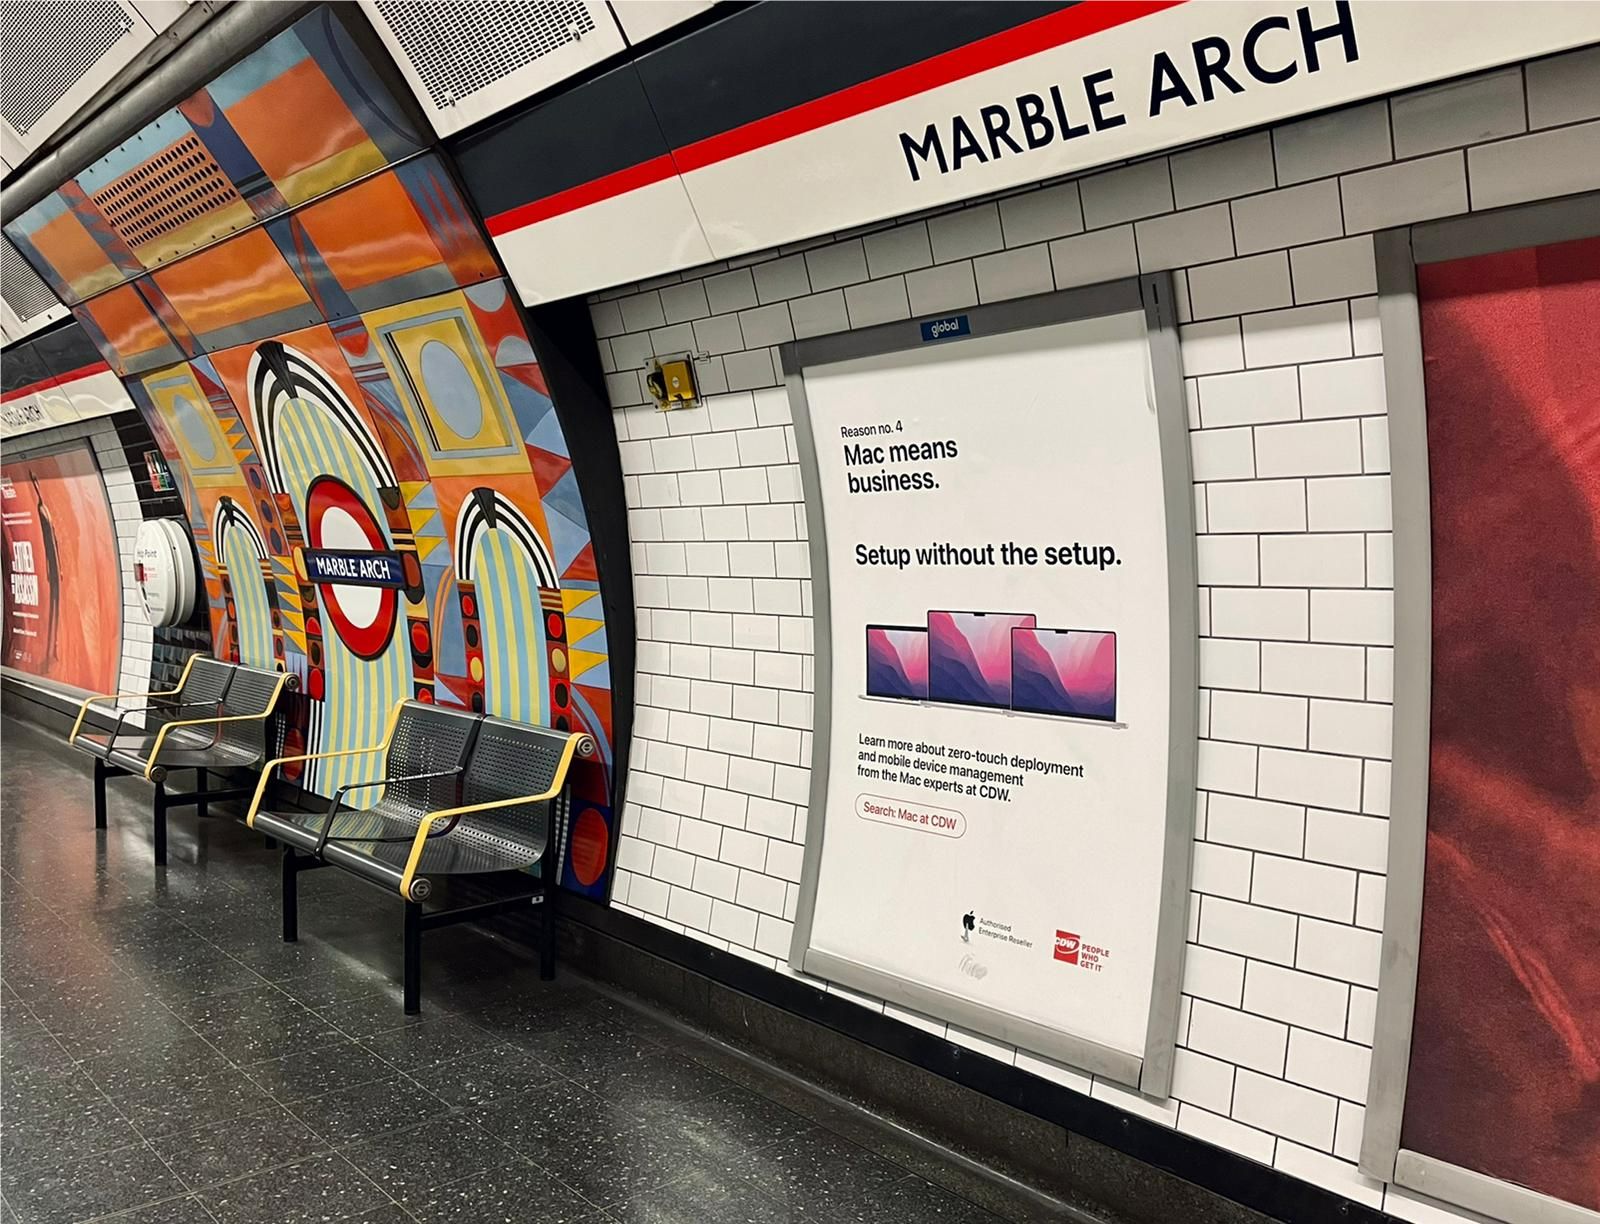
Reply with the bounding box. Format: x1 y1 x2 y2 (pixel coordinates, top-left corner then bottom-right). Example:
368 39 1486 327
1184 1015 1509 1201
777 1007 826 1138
3 8 617 897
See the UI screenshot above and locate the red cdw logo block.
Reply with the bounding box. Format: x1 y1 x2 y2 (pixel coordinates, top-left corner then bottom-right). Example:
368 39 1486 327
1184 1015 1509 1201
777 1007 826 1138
1054 931 1080 964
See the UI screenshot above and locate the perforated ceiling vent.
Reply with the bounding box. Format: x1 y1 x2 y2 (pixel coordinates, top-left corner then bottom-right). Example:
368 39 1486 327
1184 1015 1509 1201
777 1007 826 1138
91 132 243 250
0 0 133 135
373 0 599 108
1 237 62 323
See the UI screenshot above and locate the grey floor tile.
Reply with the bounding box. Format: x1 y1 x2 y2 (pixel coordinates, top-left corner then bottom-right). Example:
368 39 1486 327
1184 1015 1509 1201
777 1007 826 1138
606 1162 802 1224
406 1043 558 1108
242 1038 394 1103
359 1015 498 1074
147 1104 327 1191
408 1159 601 1224
90 1194 220 1224
340 1115 515 1203
198 1151 389 1224
1 1141 186 1224
285 1075 450 1147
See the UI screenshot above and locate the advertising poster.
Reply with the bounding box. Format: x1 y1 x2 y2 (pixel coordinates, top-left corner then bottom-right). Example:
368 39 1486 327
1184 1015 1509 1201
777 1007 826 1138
790 286 1192 1083
0 443 124 693
1401 235 1600 1212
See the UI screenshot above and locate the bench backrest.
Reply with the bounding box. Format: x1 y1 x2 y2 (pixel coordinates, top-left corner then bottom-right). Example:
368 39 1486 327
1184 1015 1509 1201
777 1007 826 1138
178 656 233 710
221 665 286 718
382 701 481 819
453 716 579 860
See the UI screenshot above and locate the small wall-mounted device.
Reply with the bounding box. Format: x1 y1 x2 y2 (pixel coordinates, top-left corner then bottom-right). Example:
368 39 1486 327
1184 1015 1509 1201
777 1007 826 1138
646 354 698 410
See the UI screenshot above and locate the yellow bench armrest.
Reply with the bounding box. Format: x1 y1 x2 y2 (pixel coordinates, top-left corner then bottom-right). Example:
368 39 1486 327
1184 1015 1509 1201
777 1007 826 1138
244 699 407 828
69 655 201 743
397 732 586 899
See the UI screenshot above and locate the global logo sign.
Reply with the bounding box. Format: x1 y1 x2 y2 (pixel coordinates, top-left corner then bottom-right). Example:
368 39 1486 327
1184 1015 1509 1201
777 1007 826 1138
1054 931 1080 965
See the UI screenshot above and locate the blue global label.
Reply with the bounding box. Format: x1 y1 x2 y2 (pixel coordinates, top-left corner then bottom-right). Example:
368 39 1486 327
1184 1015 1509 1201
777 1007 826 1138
919 314 970 343
303 549 405 587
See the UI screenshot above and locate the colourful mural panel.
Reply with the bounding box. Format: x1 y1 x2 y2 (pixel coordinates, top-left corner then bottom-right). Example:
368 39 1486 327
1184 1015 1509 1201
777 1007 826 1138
4 6 619 896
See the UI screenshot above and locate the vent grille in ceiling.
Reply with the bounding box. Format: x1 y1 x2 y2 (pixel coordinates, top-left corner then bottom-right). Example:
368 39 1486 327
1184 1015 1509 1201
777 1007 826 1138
90 133 243 250
372 0 599 108
0 0 133 134
1 238 62 322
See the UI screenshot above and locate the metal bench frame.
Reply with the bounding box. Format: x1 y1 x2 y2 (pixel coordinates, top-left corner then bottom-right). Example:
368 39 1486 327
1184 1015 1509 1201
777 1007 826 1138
245 700 588 1013
69 655 295 865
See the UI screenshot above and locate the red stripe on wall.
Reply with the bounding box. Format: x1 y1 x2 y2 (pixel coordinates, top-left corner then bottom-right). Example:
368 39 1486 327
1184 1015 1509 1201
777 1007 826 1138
485 154 680 236
0 361 113 404
486 0 1181 235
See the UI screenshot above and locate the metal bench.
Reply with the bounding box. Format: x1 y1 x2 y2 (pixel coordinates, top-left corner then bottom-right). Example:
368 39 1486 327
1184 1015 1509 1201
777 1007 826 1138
245 699 589 1013
68 656 295 865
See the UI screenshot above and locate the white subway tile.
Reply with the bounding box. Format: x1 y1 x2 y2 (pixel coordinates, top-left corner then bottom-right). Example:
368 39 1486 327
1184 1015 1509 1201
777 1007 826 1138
1080 157 1173 228
1171 1048 1237 1115
1355 873 1385 930
1243 302 1352 368
1257 747 1363 810
1391 67 1525 159
1200 896 1298 966
667 886 714 931
1187 998 1288 1075
1309 699 1392 760
844 277 911 327
1341 152 1468 234
1206 794 1304 856
1188 252 1293 320
1179 318 1244 376
1231 180 1344 256
1306 476 1390 531
1189 428 1256 483
1192 842 1252 900
974 244 1054 303
1260 641 1366 700
753 914 794 959
1182 943 1247 1007
1365 648 1393 703
928 202 1004 262
1286 1028 1374 1104
1359 417 1390 475
1274 1143 1383 1210
863 222 933 278
1252 854 1357 922
1274 101 1391 184
1290 235 1377 304
1244 961 1349 1037
1254 419 1362 479
1233 1069 1338 1150
1526 44 1600 128
1137 203 1234 272
1210 690 1308 749
1048 225 1139 289
736 869 788 917
753 254 811 304
1197 366 1300 428
1300 358 1386 421
710 899 759 946
660 280 710 323
1258 533 1366 589
1197 534 1259 585
1347 988 1378 1047
1170 132 1275 209
1197 739 1258 796
1177 1105 1276 1164
1311 589 1392 646
1297 917 1382 988
906 260 978 314
997 181 1084 247
620 289 668 331
719 827 769 871
1468 120 1600 210
704 269 758 314
804 240 869 291
790 289 851 339
1201 638 1260 691
1210 588 1308 641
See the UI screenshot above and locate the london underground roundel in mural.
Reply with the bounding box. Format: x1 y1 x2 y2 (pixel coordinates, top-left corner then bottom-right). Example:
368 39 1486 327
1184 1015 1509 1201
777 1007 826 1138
305 475 398 660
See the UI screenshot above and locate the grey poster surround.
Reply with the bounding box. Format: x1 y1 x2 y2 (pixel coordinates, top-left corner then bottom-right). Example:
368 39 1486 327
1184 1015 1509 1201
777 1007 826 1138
778 275 1199 1098
1360 192 1600 1224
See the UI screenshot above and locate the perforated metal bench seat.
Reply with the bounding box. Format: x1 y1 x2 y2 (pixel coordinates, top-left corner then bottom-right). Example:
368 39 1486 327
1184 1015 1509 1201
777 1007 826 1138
67 655 295 865
246 699 591 1012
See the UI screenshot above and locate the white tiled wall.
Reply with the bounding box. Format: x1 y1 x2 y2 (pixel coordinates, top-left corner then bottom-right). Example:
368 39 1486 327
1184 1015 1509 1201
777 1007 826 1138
4 417 153 709
588 49 1600 1224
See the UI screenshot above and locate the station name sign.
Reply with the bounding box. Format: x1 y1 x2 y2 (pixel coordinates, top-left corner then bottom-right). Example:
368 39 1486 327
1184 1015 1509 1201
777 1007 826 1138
302 548 406 587
900 1 1359 182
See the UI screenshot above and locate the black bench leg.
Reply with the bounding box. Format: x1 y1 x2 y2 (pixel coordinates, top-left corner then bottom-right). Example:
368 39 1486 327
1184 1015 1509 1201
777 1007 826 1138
282 851 298 943
152 781 168 867
93 758 108 830
403 901 423 1015
540 882 558 981
195 768 209 818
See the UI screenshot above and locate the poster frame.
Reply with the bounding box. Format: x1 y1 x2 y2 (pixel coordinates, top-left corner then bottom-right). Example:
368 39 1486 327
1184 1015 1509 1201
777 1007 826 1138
1360 191 1600 1223
0 433 126 697
780 274 1197 1096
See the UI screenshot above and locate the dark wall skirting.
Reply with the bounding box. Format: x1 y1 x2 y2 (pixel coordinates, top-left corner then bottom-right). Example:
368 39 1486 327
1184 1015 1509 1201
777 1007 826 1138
558 897 1399 1224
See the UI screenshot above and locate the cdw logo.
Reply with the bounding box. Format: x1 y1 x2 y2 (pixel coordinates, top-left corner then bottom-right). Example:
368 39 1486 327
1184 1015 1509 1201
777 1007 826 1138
1054 931 1080 965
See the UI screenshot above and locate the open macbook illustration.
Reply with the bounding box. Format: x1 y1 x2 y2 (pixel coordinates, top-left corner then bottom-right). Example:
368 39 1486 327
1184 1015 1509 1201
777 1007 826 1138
1010 627 1119 722
865 624 928 700
927 611 1037 708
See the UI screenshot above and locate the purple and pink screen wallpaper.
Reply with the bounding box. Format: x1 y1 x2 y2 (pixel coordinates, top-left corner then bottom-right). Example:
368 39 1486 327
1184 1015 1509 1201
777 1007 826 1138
1011 629 1117 720
928 612 1036 707
866 627 928 699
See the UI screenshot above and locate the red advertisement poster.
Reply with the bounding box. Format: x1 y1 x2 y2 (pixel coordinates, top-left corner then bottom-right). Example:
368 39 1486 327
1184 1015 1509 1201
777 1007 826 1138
1 442 123 693
1401 235 1600 1210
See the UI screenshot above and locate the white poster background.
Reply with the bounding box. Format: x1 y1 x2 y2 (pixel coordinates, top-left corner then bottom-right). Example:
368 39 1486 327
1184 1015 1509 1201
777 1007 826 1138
799 309 1176 1064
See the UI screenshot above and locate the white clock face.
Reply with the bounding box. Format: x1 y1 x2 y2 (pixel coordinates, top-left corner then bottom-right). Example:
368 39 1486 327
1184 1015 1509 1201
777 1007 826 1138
134 519 197 627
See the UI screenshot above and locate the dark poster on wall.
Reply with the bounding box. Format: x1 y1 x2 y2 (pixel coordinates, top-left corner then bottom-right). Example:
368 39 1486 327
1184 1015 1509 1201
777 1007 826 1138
1401 235 1600 1211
